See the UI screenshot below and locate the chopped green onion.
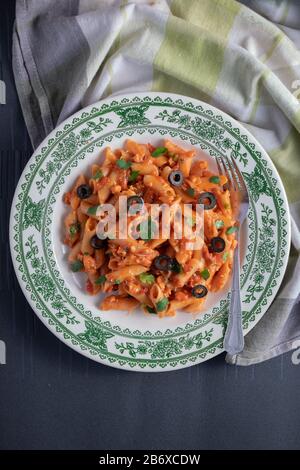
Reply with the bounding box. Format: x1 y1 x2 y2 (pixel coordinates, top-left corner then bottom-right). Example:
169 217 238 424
156 297 169 312
114 279 121 285
139 273 155 284
87 205 100 216
95 275 106 285
171 259 183 274
69 222 80 236
116 159 132 169
151 147 168 157
91 169 103 180
128 170 140 183
222 252 229 261
226 226 238 235
70 260 83 272
215 219 224 229
209 176 220 184
146 306 157 314
201 268 210 280
83 252 90 256
187 187 195 197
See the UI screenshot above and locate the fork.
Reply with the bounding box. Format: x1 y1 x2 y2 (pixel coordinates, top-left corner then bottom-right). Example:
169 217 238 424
216 155 249 355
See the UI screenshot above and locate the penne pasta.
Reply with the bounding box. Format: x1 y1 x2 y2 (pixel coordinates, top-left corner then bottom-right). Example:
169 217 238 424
100 295 139 312
82 254 97 274
173 258 204 288
131 161 159 176
149 283 164 305
102 147 117 176
80 217 97 255
126 139 150 161
123 278 151 306
68 241 81 262
160 165 173 180
151 155 168 167
63 140 237 316
183 297 206 312
69 174 86 210
143 175 175 203
169 298 195 311
178 154 193 177
106 265 148 283
210 261 231 292
86 272 102 295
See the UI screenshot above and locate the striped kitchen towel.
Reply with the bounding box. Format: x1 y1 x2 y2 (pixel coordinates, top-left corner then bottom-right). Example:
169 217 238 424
12 0 300 365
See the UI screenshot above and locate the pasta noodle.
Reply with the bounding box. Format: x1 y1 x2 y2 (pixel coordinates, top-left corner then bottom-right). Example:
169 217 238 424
101 295 139 311
63 140 238 316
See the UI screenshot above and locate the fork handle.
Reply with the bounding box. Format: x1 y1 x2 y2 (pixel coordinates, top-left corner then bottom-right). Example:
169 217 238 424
223 238 244 355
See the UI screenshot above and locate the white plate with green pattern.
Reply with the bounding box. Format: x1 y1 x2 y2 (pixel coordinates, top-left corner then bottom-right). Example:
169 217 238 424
10 92 290 372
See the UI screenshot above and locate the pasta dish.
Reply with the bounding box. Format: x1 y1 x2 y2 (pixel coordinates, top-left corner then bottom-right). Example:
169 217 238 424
63 140 238 317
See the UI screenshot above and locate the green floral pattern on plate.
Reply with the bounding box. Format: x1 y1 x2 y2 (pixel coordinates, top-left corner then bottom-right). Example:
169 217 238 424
24 197 45 231
10 93 290 371
244 203 276 303
25 235 79 325
243 164 272 202
156 109 248 165
116 104 150 127
115 329 213 359
36 117 112 194
78 321 114 351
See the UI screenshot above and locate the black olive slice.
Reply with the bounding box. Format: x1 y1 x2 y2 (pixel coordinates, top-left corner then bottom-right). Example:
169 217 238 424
168 170 184 187
153 255 173 272
191 285 208 298
198 192 216 210
90 235 106 249
210 237 225 253
77 184 92 199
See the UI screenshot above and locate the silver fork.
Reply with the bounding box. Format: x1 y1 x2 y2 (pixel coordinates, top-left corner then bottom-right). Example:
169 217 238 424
216 155 249 355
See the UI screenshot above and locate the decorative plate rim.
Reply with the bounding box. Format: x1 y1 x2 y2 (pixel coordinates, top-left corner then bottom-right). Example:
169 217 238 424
9 92 291 372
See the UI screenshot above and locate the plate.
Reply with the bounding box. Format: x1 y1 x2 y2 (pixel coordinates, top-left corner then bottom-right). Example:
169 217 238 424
10 92 290 371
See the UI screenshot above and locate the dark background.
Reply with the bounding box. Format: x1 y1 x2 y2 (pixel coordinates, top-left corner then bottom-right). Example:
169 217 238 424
1 0 300 451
